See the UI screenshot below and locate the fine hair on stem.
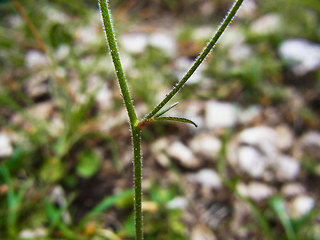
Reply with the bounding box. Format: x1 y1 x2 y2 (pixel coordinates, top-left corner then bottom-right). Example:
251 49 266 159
98 0 244 239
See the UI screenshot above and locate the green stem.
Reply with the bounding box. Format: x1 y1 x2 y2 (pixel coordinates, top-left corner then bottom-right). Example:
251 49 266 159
99 1 244 239
98 0 137 127
143 0 244 121
98 1 142 239
132 128 143 240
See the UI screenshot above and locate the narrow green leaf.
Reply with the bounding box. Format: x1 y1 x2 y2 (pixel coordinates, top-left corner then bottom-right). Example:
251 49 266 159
78 188 134 228
143 0 244 121
154 102 179 117
91 189 134 214
270 196 296 240
154 116 197 127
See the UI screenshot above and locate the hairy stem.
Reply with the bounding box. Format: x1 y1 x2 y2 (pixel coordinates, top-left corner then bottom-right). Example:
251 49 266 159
98 0 137 127
143 0 244 121
98 1 142 239
99 1 244 239
132 128 143 240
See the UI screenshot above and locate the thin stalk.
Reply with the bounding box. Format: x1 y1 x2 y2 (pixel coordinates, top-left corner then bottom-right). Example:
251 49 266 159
143 0 244 121
132 128 142 240
98 1 142 239
98 0 137 127
217 131 276 240
99 1 244 239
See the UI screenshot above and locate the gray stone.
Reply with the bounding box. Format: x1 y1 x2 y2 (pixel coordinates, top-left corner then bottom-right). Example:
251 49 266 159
251 14 281 36
96 84 112 110
219 27 245 47
281 183 306 197
279 39 320 75
189 169 222 189
189 133 221 160
301 131 320 148
191 224 217 240
120 33 148 54
149 32 176 57
167 141 200 168
238 105 261 124
76 25 100 45
54 44 70 61
0 133 13 158
288 195 315 218
239 126 279 159
237 182 275 201
237 0 257 19
151 138 170 167
229 43 253 61
274 155 300 181
238 126 277 147
25 50 48 69
167 196 188 210
294 131 320 162
19 228 47 239
25 72 50 99
275 125 294 151
48 115 64 137
49 186 71 225
205 101 238 129
192 26 213 41
238 146 268 178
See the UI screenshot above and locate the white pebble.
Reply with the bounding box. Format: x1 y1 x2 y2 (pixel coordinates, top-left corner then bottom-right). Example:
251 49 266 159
279 39 320 75
120 33 148 54
167 141 199 168
149 32 176 57
274 155 300 181
238 146 268 178
0 133 13 158
251 14 281 36
289 195 315 218
189 169 222 189
205 101 238 129
238 126 277 146
25 50 48 69
281 183 305 197
189 133 221 160
237 182 274 201
167 196 188 210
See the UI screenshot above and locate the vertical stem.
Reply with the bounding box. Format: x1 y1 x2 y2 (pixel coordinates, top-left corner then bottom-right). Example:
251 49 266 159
98 0 137 127
143 0 244 121
98 1 142 239
132 128 143 240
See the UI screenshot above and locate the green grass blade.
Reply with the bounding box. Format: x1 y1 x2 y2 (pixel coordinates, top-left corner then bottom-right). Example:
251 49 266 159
78 188 134 228
154 102 179 117
270 196 296 240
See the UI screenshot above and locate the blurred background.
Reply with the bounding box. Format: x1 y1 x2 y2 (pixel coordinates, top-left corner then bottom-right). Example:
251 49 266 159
0 0 320 239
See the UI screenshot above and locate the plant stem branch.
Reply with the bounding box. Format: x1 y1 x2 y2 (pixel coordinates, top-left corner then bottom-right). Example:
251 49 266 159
98 1 142 239
98 0 137 127
143 0 244 121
